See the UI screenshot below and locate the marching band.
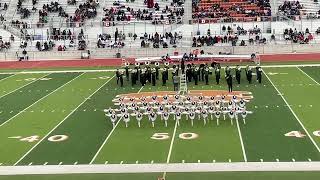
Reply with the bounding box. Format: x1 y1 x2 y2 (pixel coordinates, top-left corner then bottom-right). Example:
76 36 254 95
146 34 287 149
104 94 252 128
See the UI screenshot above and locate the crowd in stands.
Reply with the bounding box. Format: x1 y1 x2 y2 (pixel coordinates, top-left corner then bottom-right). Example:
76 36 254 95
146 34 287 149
0 2 8 11
102 0 184 24
192 0 271 22
278 1 303 17
97 29 183 49
66 0 99 27
140 31 182 48
193 25 266 47
17 0 31 19
0 36 11 51
97 28 126 48
283 28 313 44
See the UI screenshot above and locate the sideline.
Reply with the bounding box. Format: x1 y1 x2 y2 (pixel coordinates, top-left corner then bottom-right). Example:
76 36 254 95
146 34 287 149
1 162 320 175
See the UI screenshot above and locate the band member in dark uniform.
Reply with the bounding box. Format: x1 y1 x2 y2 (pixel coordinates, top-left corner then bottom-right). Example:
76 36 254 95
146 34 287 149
235 65 241 84
124 63 130 81
194 67 199 85
181 58 185 73
151 68 156 86
247 67 253 84
140 69 146 86
116 69 120 84
131 69 137 86
162 68 167 86
226 74 233 92
204 67 209 85
119 71 124 87
155 62 160 80
215 67 221 85
257 66 262 83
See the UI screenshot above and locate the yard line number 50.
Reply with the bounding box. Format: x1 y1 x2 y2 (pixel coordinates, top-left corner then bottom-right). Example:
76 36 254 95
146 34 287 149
151 132 199 140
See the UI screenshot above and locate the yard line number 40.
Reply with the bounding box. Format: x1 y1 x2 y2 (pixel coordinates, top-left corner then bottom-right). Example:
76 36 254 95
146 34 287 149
8 135 68 143
285 130 320 138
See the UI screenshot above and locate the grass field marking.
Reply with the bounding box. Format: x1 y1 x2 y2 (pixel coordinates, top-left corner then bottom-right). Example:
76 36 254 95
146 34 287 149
236 118 248 162
264 71 320 153
0 72 85 128
13 74 115 166
0 73 49 99
89 116 122 164
89 85 144 164
163 119 178 179
0 74 16 82
297 67 320 85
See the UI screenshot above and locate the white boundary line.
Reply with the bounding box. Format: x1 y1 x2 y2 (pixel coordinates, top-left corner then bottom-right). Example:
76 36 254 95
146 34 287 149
1 64 320 74
0 73 50 99
0 73 85 128
264 71 320 153
90 86 144 164
297 67 320 85
14 74 116 166
3 162 320 175
236 118 248 162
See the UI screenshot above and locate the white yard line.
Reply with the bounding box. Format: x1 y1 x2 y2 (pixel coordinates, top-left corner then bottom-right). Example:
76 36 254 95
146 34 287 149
2 162 320 175
163 120 178 179
1 64 320 74
0 73 85 128
0 74 49 99
0 74 17 81
297 67 320 85
264 71 320 153
90 86 144 164
89 118 121 164
236 118 248 162
13 74 116 166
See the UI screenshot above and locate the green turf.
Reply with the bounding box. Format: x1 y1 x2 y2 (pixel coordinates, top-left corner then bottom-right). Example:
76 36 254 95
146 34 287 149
0 73 81 126
0 65 319 168
0 72 114 165
2 172 320 180
0 74 13 81
265 67 320 152
0 73 48 98
14 72 114 165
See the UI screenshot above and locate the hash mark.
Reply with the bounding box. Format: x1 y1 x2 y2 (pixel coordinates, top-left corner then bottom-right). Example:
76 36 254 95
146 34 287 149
43 162 48 165
212 160 216 163
0 163 2 166
28 162 33 166
74 162 78 165
59 162 63 165
260 159 263 162
120 161 123 164
292 158 296 162
198 160 200 163
135 161 138 164
105 161 108 164
308 158 312 162
276 159 279 162
151 160 154 164
182 160 185 163
228 159 231 162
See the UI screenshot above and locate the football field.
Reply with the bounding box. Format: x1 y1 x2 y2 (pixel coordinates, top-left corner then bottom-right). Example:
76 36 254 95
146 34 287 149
0 64 320 179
